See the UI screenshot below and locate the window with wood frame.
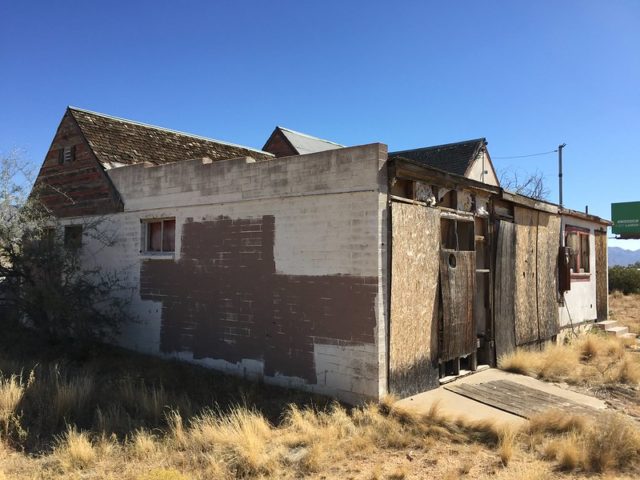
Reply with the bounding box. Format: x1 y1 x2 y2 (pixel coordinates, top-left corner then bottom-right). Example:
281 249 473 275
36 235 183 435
142 218 175 253
64 225 83 250
565 226 590 276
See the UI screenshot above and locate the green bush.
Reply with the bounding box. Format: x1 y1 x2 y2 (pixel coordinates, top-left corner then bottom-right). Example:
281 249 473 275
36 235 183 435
609 265 640 294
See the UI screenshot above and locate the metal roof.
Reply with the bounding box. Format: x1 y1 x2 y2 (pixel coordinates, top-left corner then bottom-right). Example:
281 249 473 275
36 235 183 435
277 127 344 155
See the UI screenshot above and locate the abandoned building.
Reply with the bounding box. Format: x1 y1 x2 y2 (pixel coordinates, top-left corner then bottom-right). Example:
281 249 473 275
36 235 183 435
33 107 611 403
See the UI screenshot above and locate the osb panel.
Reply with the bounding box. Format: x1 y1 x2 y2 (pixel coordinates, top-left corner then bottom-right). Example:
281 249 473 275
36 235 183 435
595 231 608 320
389 203 440 396
536 213 560 339
514 207 539 345
439 249 476 361
494 221 516 359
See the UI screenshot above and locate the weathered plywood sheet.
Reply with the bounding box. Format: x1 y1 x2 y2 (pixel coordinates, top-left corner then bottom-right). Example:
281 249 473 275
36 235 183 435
595 231 608 320
514 207 539 345
536 212 560 339
439 249 476 361
444 380 599 419
389 202 440 396
494 221 516 359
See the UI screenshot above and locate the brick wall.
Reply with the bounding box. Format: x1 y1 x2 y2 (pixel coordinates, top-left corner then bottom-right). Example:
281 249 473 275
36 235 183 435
76 143 388 403
34 111 122 217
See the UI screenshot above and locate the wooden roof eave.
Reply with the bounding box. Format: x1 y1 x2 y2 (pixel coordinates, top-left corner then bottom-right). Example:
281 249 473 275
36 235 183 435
389 156 500 197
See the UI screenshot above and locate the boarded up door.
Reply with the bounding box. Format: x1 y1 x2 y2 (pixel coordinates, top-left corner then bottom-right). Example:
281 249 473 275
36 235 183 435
439 249 476 361
536 212 561 339
494 221 516 359
595 230 608 320
514 208 539 345
389 202 440 396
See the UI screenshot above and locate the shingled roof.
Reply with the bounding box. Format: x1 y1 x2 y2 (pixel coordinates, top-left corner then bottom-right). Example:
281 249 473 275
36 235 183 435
389 138 487 177
69 107 273 168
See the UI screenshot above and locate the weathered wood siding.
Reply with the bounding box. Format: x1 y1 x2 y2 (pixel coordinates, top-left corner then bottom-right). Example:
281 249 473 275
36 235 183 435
595 230 608 320
514 208 539 345
389 202 440 396
512 207 561 346
439 249 476 361
494 221 516 359
537 213 561 338
33 111 123 217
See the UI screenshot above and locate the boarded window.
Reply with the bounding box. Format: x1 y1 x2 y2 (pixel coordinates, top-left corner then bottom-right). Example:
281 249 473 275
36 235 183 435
64 225 82 249
441 219 474 251
58 146 76 164
144 219 175 253
565 226 590 275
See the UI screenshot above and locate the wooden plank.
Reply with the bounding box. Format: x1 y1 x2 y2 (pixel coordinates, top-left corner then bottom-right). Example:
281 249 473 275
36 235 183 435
595 230 608 320
445 380 599 418
439 249 476 361
514 207 539 345
536 212 561 339
494 221 516 359
389 202 441 396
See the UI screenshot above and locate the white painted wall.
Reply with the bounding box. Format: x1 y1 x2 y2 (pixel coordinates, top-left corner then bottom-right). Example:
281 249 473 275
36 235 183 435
559 215 598 327
63 144 389 403
466 151 499 186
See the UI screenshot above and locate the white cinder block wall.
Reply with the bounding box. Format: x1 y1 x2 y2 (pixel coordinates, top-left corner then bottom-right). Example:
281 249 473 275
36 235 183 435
72 144 389 404
559 215 598 328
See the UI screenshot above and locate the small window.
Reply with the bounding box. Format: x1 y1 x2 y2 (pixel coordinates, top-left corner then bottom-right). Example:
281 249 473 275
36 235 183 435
143 218 175 253
64 225 83 249
58 146 76 164
565 226 590 276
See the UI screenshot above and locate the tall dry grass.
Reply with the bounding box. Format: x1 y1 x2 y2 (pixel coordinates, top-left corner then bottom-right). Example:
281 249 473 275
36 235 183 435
499 333 640 386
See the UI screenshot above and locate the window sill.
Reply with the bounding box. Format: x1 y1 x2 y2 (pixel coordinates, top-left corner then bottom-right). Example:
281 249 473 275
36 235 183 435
570 273 591 282
140 252 175 260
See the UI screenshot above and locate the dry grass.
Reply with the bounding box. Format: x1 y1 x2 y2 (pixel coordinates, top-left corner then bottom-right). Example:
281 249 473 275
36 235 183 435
499 332 640 386
610 291 640 334
54 427 97 470
1 327 640 479
0 373 25 439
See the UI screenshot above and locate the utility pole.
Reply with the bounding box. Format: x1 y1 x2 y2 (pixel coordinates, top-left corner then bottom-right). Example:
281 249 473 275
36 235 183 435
558 143 566 208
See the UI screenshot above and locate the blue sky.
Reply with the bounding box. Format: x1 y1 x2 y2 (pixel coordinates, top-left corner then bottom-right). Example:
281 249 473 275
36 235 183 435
1 1 639 248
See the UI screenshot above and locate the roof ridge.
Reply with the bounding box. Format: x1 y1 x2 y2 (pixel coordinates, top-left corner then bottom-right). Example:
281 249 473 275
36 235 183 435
390 137 486 155
276 126 345 147
68 106 273 157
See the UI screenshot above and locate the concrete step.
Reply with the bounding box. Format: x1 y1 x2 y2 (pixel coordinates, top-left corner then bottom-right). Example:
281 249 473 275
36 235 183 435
595 320 618 330
620 332 638 340
605 326 630 337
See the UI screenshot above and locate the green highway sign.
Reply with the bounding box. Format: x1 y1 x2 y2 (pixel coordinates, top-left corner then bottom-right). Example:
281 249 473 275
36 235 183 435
612 202 640 236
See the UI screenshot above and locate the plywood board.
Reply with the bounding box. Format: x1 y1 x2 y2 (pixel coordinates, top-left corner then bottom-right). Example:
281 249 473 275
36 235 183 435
514 207 539 345
439 249 476 361
595 230 608 320
445 380 598 418
494 221 516 359
389 202 440 396
536 212 560 339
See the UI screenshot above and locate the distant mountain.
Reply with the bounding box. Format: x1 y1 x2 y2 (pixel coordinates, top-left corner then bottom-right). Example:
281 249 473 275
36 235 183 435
608 247 640 267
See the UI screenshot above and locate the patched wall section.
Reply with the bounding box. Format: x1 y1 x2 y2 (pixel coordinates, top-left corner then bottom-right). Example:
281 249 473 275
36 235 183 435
139 215 377 385
86 144 389 403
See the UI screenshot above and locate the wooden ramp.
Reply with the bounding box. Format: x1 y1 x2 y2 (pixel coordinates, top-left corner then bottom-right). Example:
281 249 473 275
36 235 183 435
444 380 598 418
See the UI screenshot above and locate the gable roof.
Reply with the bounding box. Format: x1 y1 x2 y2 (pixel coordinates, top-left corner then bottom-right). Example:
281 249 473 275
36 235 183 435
263 126 344 156
68 107 273 168
389 138 487 177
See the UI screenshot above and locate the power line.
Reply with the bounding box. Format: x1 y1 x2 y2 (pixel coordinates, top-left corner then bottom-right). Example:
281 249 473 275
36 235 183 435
493 149 558 160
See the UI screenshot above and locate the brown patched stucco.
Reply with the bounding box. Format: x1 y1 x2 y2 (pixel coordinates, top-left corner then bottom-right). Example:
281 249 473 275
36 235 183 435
140 215 377 382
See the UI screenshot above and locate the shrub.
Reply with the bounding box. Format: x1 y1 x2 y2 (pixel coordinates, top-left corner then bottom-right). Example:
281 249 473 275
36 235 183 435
609 266 640 294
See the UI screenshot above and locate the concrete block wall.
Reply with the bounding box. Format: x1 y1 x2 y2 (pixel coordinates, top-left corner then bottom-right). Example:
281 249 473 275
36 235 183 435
559 216 598 328
74 144 389 404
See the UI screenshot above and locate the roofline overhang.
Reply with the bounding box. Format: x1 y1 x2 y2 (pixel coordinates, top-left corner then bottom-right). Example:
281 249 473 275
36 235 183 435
389 156 611 224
